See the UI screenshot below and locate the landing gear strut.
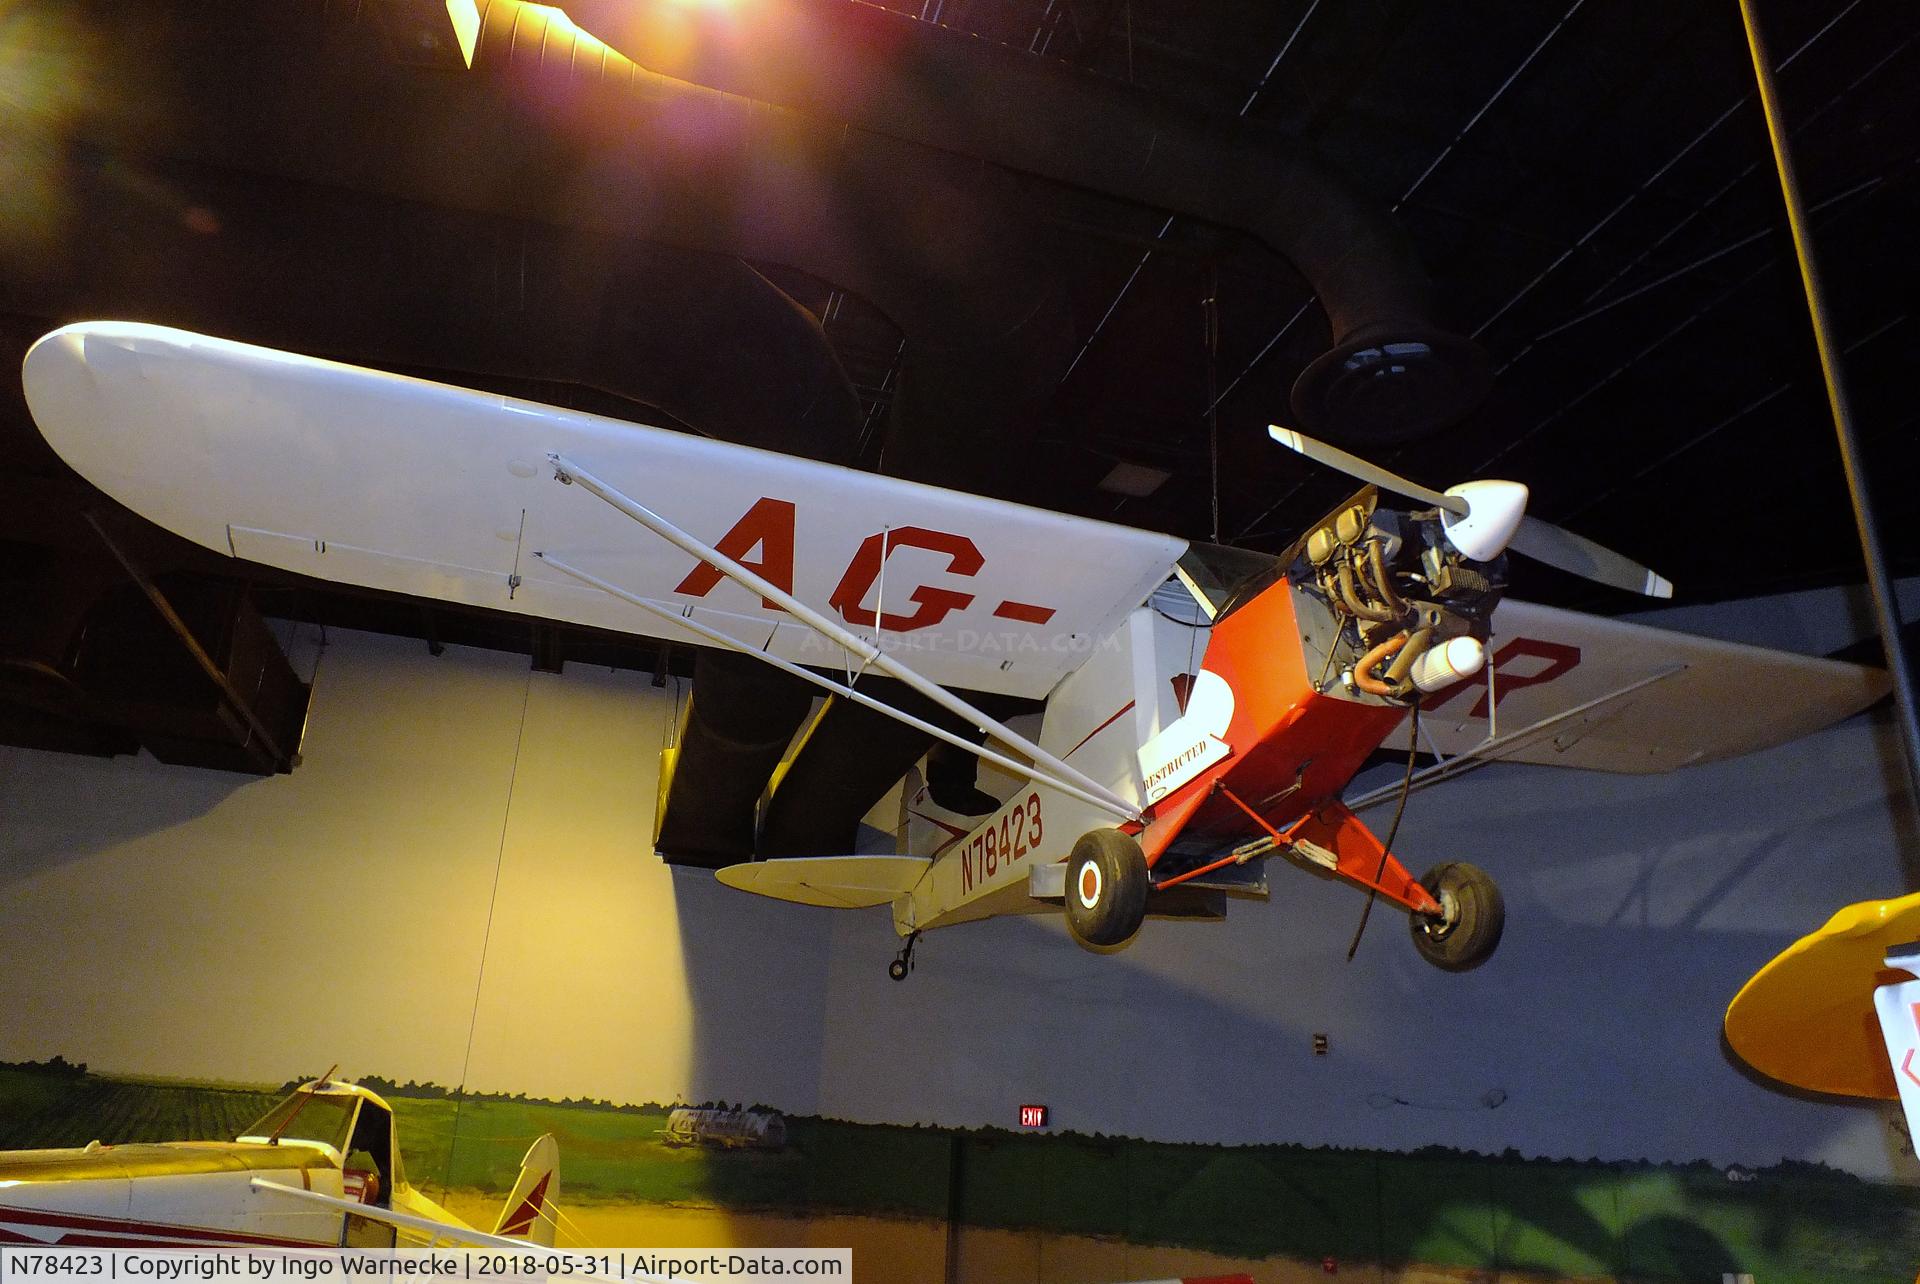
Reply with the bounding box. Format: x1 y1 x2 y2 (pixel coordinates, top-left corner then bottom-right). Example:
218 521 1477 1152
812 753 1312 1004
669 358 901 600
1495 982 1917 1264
888 930 921 982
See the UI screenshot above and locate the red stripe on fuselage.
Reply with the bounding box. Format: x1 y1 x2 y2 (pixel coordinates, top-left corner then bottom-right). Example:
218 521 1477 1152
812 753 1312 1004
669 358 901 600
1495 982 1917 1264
908 809 972 856
1063 701 1134 760
0 1203 332 1249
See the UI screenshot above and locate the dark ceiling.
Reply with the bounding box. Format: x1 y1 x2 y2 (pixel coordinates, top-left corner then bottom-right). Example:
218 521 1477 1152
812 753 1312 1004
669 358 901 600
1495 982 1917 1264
0 0 1914 725
930 0 1918 609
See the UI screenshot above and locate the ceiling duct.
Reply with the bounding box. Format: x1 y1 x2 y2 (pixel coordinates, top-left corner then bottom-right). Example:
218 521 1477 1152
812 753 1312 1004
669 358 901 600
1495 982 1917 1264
0 162 863 786
4 0 1076 475
562 0 1491 444
0 535 309 775
72 571 310 776
2 169 868 462
7 0 1075 832
5 0 1067 834
758 681 1021 859
657 651 816 868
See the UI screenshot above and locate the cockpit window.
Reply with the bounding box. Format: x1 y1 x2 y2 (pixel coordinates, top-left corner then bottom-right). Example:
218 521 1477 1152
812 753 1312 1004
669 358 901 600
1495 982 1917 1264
1176 542 1283 622
239 1091 359 1154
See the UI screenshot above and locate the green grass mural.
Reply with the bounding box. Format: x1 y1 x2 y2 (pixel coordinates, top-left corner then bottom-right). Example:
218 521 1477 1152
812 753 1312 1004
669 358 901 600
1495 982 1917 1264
2 1061 1916 1282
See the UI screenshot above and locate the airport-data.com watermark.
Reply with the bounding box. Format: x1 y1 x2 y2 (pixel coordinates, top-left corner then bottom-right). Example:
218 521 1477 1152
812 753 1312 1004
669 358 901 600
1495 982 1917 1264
794 627 1123 658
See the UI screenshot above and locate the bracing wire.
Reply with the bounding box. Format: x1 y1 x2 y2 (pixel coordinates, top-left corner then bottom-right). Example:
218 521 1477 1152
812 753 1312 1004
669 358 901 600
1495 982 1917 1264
1205 264 1222 545
440 664 536 1199
1345 703 1419 962
545 1198 597 1248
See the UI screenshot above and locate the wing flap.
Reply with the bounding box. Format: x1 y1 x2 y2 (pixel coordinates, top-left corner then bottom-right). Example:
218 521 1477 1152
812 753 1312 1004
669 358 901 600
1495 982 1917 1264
715 855 932 908
1406 599 1888 772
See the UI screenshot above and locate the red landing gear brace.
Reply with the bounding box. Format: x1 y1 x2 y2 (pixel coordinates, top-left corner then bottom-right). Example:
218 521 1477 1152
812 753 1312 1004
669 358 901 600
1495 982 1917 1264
1150 787 1441 917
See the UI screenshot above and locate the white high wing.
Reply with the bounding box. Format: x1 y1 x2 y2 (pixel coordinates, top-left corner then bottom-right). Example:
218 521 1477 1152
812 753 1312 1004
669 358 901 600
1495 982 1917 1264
24 323 1179 703
19 322 1889 966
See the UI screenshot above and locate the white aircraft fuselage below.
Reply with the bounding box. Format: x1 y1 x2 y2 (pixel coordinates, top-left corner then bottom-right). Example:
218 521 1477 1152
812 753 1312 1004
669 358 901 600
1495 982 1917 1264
0 1080 558 1253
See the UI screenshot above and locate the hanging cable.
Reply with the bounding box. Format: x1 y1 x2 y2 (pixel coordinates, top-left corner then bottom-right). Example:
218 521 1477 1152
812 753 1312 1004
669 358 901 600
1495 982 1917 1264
1204 263 1223 544
441 663 536 1199
1346 704 1419 962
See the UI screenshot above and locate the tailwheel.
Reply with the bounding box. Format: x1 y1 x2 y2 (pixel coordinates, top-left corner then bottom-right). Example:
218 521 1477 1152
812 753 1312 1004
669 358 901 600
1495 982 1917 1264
889 930 921 982
1064 828 1148 953
1409 862 1504 972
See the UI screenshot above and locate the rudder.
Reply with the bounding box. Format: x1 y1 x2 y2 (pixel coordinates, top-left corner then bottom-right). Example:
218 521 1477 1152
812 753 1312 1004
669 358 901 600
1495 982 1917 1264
491 1134 559 1247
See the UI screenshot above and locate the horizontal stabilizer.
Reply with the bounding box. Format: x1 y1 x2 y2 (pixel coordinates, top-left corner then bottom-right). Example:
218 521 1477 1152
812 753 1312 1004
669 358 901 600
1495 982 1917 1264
715 855 931 908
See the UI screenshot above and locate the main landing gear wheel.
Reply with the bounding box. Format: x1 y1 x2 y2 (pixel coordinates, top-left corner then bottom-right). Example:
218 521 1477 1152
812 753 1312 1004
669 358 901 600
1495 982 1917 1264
1409 862 1504 972
888 930 921 982
1064 829 1148 953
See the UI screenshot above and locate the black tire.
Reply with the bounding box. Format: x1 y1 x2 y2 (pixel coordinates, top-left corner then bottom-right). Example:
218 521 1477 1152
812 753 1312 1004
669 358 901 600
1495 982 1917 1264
1064 828 1149 952
888 958 909 982
1409 862 1504 972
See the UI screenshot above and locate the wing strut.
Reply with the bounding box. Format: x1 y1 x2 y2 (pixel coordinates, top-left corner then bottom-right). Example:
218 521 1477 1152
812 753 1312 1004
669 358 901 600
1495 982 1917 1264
1345 665 1686 811
537 553 1133 821
542 454 1141 823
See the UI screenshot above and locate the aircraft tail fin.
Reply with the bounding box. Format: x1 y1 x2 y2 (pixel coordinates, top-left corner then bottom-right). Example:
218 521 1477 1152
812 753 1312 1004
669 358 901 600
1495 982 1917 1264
902 772 986 860
491 1134 559 1247
1873 950 1920 1153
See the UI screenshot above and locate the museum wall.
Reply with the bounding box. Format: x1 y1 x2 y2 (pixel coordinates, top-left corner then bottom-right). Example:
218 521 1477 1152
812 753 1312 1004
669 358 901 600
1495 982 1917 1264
814 698 1914 1169
2 583 1919 1280
0 629 837 1114
0 588 1913 1168
805 581 1920 1177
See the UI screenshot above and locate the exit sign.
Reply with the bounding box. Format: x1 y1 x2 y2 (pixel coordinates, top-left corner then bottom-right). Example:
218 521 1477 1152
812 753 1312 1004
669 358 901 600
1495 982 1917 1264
1018 1104 1049 1128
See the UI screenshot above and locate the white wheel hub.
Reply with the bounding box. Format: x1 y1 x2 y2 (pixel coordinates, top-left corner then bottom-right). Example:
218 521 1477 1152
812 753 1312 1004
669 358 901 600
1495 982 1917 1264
1423 886 1460 940
1076 860 1103 910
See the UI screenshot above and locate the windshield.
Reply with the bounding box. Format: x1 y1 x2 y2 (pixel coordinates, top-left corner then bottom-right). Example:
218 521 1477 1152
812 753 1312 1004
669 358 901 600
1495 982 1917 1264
1176 542 1283 621
239 1090 359 1153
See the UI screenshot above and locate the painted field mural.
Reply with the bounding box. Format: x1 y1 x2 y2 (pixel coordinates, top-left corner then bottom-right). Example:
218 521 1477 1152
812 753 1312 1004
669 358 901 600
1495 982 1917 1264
5 615 1920 1282
4 1060 1918 1283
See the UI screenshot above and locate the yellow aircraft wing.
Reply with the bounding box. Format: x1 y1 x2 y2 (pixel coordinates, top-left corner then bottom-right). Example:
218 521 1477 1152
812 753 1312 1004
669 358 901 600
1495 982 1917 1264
1723 892 1920 1098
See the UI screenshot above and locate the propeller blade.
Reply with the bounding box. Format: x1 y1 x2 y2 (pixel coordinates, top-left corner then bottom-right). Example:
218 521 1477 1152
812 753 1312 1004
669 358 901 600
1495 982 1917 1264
1268 424 1675 599
1510 515 1674 599
1267 425 1468 517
